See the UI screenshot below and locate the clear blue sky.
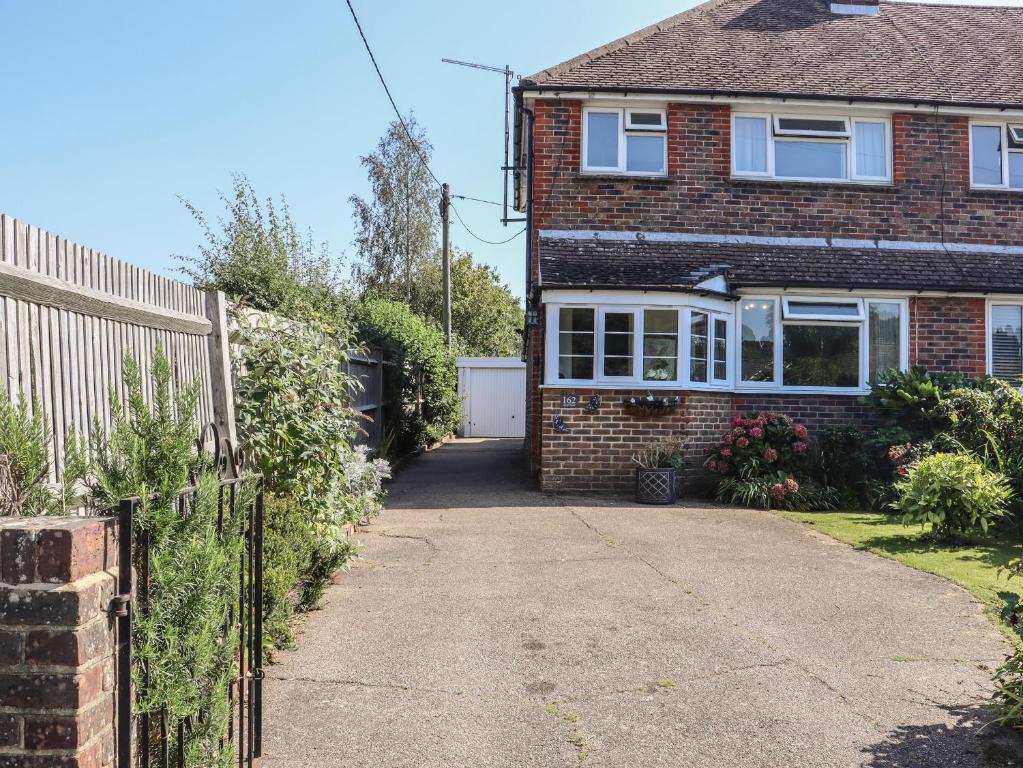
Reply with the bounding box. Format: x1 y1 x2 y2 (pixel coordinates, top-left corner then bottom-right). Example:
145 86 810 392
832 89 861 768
2 0 1018 300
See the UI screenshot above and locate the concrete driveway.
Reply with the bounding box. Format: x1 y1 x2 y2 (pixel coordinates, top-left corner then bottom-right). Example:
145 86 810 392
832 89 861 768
261 439 1022 768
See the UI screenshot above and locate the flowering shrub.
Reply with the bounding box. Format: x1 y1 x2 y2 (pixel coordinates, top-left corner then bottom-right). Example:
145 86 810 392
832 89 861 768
705 413 809 478
705 413 836 511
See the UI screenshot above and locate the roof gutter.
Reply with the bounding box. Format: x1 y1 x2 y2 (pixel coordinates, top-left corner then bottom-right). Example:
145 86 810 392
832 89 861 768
514 84 1023 113
539 282 738 300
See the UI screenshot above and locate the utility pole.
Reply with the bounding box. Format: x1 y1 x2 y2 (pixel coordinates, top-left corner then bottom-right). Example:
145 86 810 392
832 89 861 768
440 182 452 348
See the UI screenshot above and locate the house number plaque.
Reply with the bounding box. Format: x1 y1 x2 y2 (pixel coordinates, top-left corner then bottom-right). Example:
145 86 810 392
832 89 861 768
560 394 580 408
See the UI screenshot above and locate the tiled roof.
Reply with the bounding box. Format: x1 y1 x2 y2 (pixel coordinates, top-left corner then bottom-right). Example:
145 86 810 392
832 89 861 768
523 0 1023 108
538 236 1023 294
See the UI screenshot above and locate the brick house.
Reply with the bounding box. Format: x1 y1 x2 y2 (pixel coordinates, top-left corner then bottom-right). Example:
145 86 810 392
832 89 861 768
511 0 1023 492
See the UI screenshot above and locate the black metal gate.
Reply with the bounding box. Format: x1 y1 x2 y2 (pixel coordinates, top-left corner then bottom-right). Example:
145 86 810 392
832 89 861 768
115 425 264 767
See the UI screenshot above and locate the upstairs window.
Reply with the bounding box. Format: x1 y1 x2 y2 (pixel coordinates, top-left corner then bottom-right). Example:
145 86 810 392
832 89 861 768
732 113 891 183
583 107 667 176
971 123 1023 190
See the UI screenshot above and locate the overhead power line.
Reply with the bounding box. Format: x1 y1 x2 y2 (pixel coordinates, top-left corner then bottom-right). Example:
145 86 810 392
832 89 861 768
450 204 526 245
344 0 441 186
344 1 523 250
453 194 502 207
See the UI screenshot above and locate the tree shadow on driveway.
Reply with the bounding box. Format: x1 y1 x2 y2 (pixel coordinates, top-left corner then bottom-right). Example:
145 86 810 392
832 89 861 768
861 703 1023 767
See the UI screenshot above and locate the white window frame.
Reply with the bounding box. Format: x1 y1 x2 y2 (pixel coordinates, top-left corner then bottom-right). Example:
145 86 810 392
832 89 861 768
736 294 909 394
970 121 1023 191
986 299 1023 379
544 296 732 390
731 112 892 184
782 296 865 322
598 306 640 380
582 106 668 177
554 304 597 384
773 115 850 138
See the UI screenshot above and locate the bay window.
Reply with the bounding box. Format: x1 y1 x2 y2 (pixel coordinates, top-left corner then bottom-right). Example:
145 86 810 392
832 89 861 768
739 296 906 390
583 107 667 176
548 295 906 391
971 122 1023 190
990 303 1023 381
732 113 891 183
547 301 729 387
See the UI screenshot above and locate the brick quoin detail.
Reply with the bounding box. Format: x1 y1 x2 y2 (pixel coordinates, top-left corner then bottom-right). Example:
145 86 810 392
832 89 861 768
0 517 119 768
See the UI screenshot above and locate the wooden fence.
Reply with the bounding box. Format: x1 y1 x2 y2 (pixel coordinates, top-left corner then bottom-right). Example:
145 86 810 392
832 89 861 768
0 214 235 480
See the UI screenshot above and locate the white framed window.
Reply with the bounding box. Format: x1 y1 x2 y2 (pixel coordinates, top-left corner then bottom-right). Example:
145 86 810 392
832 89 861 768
738 295 908 392
544 299 730 388
557 307 595 381
583 107 667 176
732 112 892 183
988 302 1023 381
970 122 1023 191
599 308 637 379
643 309 679 381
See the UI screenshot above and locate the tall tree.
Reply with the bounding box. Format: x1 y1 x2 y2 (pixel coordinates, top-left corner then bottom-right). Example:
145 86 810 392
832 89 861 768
349 115 438 316
178 175 345 320
417 248 524 357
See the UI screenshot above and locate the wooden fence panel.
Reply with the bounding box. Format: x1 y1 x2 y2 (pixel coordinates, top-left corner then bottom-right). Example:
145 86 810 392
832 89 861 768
0 214 229 481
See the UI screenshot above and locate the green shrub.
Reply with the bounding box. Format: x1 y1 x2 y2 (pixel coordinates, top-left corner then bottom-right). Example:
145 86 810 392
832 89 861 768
0 393 86 516
261 495 312 650
891 452 1011 541
89 346 249 766
814 424 870 503
232 312 367 540
861 366 981 440
354 299 459 455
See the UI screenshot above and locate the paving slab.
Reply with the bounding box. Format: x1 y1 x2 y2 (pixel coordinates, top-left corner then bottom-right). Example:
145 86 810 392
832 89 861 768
261 439 1023 767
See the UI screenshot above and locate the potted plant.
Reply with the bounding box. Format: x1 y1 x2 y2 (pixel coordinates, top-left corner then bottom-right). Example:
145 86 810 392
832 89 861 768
633 438 687 505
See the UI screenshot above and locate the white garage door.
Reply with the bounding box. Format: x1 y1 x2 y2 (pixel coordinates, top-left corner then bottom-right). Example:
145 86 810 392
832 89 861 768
457 358 526 438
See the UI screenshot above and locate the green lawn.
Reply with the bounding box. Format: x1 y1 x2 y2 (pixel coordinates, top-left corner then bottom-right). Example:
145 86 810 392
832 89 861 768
778 510 1023 645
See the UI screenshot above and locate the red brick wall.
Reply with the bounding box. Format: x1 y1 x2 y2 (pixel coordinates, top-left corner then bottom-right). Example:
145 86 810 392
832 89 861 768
910 296 987 377
731 394 878 435
0 517 118 768
529 100 1023 287
525 98 1012 490
539 388 732 492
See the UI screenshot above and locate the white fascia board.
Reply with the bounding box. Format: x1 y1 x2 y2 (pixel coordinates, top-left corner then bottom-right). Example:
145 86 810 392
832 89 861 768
539 229 1023 257
519 91 1023 119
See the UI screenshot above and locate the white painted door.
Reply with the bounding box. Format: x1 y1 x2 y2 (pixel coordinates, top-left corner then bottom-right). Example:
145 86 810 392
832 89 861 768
464 365 526 438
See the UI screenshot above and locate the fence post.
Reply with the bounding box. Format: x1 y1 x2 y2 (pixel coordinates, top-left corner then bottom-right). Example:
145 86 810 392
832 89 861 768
205 290 237 447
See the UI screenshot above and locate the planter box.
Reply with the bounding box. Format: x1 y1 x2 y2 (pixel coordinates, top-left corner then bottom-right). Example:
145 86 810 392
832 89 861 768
635 467 677 505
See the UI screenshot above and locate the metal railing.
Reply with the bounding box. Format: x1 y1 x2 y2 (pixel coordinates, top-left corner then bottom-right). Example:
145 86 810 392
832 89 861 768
115 424 264 767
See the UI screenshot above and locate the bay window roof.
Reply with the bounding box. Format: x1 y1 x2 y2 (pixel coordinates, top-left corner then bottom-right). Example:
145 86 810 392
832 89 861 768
538 236 1023 295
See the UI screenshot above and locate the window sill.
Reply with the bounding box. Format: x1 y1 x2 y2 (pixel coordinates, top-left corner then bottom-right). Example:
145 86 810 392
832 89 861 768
729 177 897 193
541 382 730 392
968 186 1023 197
575 172 673 183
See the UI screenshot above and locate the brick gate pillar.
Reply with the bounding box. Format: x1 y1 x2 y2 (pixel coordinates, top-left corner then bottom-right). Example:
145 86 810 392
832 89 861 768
0 517 119 768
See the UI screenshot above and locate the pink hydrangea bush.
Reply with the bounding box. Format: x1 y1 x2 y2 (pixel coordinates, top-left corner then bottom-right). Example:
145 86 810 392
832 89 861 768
704 413 836 511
